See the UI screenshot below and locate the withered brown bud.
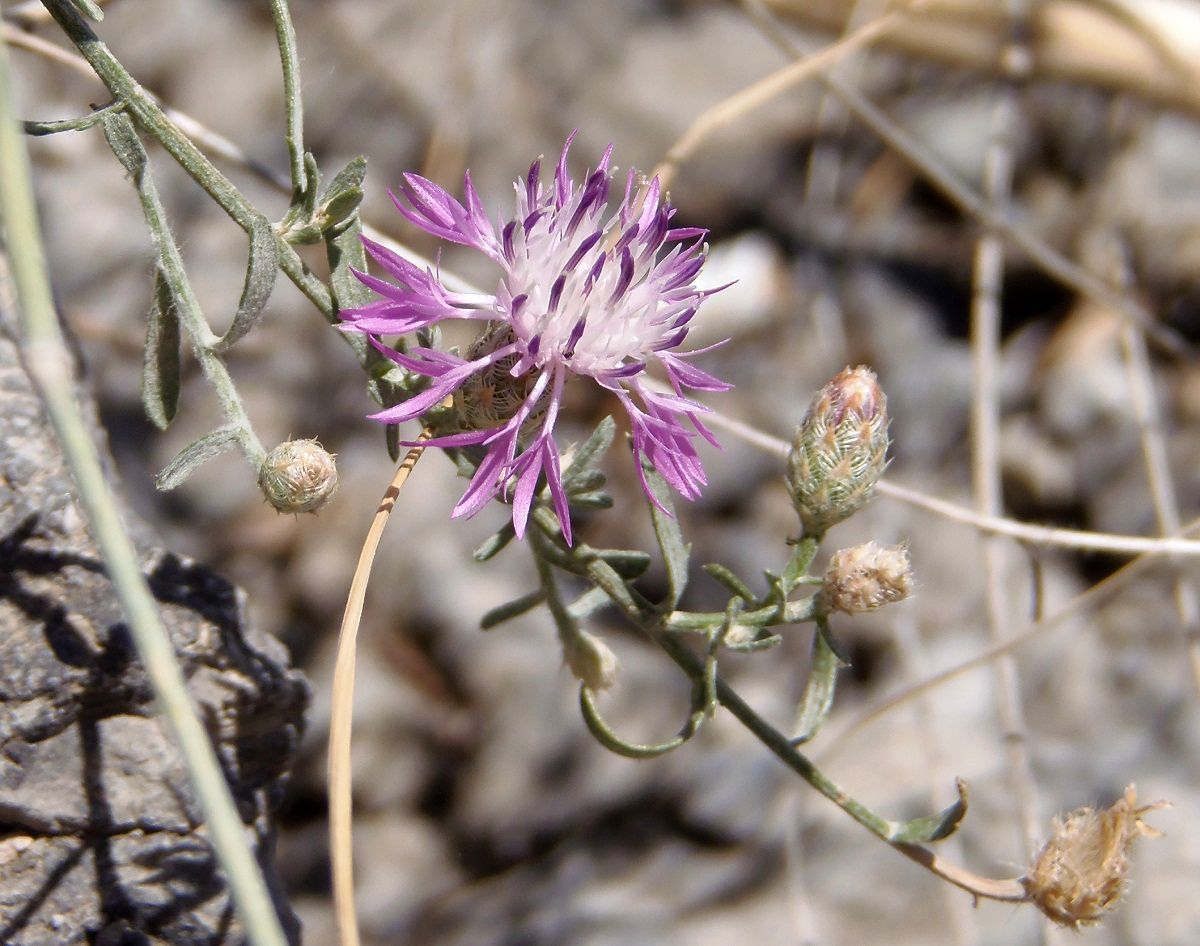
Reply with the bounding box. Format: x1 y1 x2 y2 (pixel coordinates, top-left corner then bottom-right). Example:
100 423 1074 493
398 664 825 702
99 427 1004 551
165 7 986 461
258 439 339 514
786 366 889 537
818 541 913 615
1024 784 1167 928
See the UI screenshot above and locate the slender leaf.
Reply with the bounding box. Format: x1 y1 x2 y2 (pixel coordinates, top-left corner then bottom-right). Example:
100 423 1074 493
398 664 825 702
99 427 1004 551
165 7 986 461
101 109 145 177
325 212 371 314
68 0 104 22
702 562 756 603
591 548 652 579
321 155 368 202
480 589 544 630
564 468 606 496
385 423 401 463
473 521 516 562
888 779 969 844
562 416 615 490
792 629 842 745
141 267 181 430
644 467 690 607
318 155 366 229
213 214 277 351
568 586 611 620
567 491 613 510
156 425 241 490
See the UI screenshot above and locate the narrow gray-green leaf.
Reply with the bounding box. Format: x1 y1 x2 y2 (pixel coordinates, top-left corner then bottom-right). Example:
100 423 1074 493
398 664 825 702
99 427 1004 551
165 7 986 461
318 155 366 229
566 491 613 510
702 563 756 603
325 213 371 314
888 779 969 844
156 425 241 490
474 522 516 562
101 110 146 177
385 423 401 463
562 416 615 490
321 155 368 202
213 214 277 351
778 535 819 598
480 589 545 630
645 467 690 607
568 586 611 620
591 548 652 579
141 267 181 430
23 100 123 137
68 0 104 22
564 468 606 496
791 629 842 745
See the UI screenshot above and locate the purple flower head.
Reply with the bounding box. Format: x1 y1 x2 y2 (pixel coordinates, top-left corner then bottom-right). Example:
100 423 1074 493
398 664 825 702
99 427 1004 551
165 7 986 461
341 133 730 544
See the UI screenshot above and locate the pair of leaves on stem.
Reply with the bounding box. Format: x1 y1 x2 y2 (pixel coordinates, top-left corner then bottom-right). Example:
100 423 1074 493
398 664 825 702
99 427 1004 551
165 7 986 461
102 107 366 490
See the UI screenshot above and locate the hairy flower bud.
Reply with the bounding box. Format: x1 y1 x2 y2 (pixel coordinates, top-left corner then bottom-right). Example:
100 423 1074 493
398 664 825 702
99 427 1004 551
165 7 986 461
786 366 889 536
818 541 912 615
258 439 339 514
1024 785 1167 928
562 629 619 692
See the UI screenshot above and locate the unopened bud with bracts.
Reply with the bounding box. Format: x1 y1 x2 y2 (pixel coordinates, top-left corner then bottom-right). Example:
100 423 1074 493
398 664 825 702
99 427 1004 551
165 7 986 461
786 366 889 537
818 541 912 615
258 439 339 514
1024 785 1167 928
562 629 619 692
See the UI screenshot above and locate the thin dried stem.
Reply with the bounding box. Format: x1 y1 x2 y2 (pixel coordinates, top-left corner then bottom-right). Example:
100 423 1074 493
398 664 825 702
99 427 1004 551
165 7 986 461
738 0 1187 357
662 385 1200 557
818 514 1200 763
329 435 431 946
760 0 1200 115
653 0 934 190
1109 247 1200 696
967 4 1043 877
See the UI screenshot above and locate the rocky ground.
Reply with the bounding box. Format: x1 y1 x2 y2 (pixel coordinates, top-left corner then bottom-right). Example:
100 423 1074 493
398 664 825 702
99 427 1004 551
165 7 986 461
5 0 1200 943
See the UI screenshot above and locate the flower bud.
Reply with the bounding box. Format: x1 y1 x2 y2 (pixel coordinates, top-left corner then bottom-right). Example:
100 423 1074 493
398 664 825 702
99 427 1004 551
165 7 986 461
258 439 339 514
818 541 912 615
1024 784 1167 928
562 629 619 691
786 366 889 536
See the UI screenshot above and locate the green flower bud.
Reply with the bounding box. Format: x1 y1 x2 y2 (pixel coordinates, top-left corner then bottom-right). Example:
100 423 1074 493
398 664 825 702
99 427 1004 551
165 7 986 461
258 439 339 514
786 366 889 536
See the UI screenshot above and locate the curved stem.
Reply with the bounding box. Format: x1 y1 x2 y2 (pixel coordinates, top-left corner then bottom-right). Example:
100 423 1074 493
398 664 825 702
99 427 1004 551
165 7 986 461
529 507 1029 904
328 435 430 946
36 1 378 355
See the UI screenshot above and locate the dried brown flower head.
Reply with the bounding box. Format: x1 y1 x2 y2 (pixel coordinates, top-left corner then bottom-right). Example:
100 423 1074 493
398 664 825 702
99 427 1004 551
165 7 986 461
818 541 913 615
1024 784 1167 928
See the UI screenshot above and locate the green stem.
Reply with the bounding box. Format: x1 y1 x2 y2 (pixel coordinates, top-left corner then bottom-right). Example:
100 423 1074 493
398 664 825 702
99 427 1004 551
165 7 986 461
0 31 288 946
567 536 894 840
266 0 305 196
37 0 379 361
666 594 818 631
103 113 266 467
